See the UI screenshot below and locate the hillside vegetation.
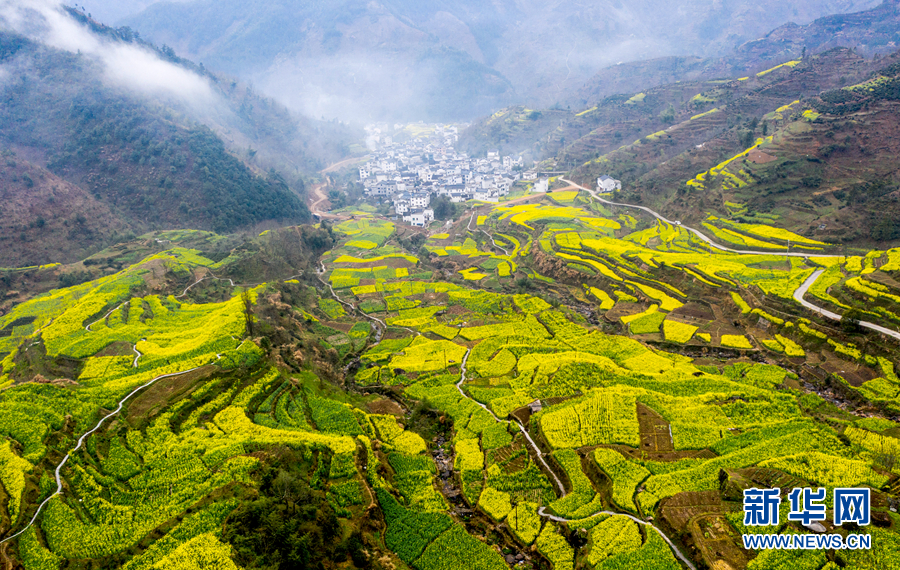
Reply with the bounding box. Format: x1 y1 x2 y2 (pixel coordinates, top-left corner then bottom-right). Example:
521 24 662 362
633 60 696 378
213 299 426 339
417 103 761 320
0 196 899 569
0 23 356 264
464 47 900 247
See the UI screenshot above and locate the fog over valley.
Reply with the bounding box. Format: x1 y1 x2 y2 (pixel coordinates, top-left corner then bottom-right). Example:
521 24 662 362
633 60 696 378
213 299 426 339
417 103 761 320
77 0 884 122
3 3 900 570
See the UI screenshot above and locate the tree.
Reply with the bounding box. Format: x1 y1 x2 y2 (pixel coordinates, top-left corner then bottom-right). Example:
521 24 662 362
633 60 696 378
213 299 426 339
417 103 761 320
431 195 457 221
659 105 675 124
327 189 347 209
241 290 255 336
272 470 306 512
841 308 865 334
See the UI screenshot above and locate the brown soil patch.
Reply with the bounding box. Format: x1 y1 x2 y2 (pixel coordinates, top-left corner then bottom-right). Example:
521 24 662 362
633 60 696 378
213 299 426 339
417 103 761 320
672 303 716 321
598 443 710 463
367 398 404 416
820 357 878 387
93 341 135 357
490 439 528 473
422 291 449 303
143 257 183 290
125 365 216 423
659 490 725 531
444 305 470 316
725 468 808 498
746 149 777 164
690 513 750 570
867 271 900 292
637 403 674 453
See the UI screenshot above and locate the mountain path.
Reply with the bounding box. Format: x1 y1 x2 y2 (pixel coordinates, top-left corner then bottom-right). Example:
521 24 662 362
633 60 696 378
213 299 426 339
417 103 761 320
453 348 697 570
560 178 900 342
0 365 213 545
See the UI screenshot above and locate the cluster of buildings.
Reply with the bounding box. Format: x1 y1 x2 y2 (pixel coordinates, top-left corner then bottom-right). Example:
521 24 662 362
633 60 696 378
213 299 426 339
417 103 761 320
360 125 532 227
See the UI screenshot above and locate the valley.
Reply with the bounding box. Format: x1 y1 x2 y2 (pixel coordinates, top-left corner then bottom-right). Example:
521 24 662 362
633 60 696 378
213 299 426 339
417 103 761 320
1 166 899 568
2 2 900 570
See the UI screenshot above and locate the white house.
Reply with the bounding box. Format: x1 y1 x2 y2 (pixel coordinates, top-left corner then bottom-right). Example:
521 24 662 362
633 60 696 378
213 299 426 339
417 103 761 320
409 192 430 209
394 199 410 215
533 178 549 193
403 208 434 227
474 189 500 202
366 180 396 197
597 175 622 192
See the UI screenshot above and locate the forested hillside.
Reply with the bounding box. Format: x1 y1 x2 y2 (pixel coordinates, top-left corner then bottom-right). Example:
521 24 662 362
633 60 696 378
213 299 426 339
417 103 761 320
0 11 359 266
461 47 900 246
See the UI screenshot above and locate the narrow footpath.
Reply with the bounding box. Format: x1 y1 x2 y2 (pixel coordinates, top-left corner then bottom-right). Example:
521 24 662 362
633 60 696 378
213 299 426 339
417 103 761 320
453 348 698 570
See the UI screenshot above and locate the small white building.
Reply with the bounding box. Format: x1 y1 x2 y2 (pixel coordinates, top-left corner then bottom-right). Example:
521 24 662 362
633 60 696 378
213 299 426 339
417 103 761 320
393 196 411 215
474 189 500 202
533 178 549 193
409 192 430 209
403 208 434 227
366 180 396 197
597 175 622 192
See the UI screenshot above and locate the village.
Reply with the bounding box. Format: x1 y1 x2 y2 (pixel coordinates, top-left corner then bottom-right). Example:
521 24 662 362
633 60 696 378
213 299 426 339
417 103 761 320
359 124 533 226
358 123 623 227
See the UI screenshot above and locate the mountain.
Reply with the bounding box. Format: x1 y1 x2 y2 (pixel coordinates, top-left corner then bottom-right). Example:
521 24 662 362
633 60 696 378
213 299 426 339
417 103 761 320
107 0 881 121
0 8 361 266
0 153 128 267
563 48 900 246
0 30 307 246
460 45 900 246
568 0 900 110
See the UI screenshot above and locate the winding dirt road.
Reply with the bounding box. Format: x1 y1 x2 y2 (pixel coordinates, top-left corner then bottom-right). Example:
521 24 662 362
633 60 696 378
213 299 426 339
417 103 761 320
561 178 900 343
452 347 697 570
0 365 212 546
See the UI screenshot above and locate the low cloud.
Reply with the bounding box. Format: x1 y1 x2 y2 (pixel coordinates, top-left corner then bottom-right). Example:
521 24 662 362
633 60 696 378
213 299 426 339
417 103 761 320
0 0 218 105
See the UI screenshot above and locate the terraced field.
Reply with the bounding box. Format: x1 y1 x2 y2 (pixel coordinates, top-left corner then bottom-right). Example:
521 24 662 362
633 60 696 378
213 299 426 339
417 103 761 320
0 194 899 570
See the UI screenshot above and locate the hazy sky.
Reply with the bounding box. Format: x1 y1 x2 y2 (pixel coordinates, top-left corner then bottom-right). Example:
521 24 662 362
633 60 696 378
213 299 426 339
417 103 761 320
5 0 887 124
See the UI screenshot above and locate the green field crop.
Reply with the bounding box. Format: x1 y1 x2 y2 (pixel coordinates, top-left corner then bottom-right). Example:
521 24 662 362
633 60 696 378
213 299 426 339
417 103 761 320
587 515 642 566
593 449 649 513
536 525 575 570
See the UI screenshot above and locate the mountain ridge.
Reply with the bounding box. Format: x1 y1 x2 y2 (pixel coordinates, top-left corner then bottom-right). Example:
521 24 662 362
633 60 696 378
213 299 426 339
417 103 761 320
110 0 882 121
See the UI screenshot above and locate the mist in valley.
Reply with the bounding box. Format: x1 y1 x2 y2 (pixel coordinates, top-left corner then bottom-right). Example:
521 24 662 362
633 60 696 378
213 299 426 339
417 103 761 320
71 0 884 124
